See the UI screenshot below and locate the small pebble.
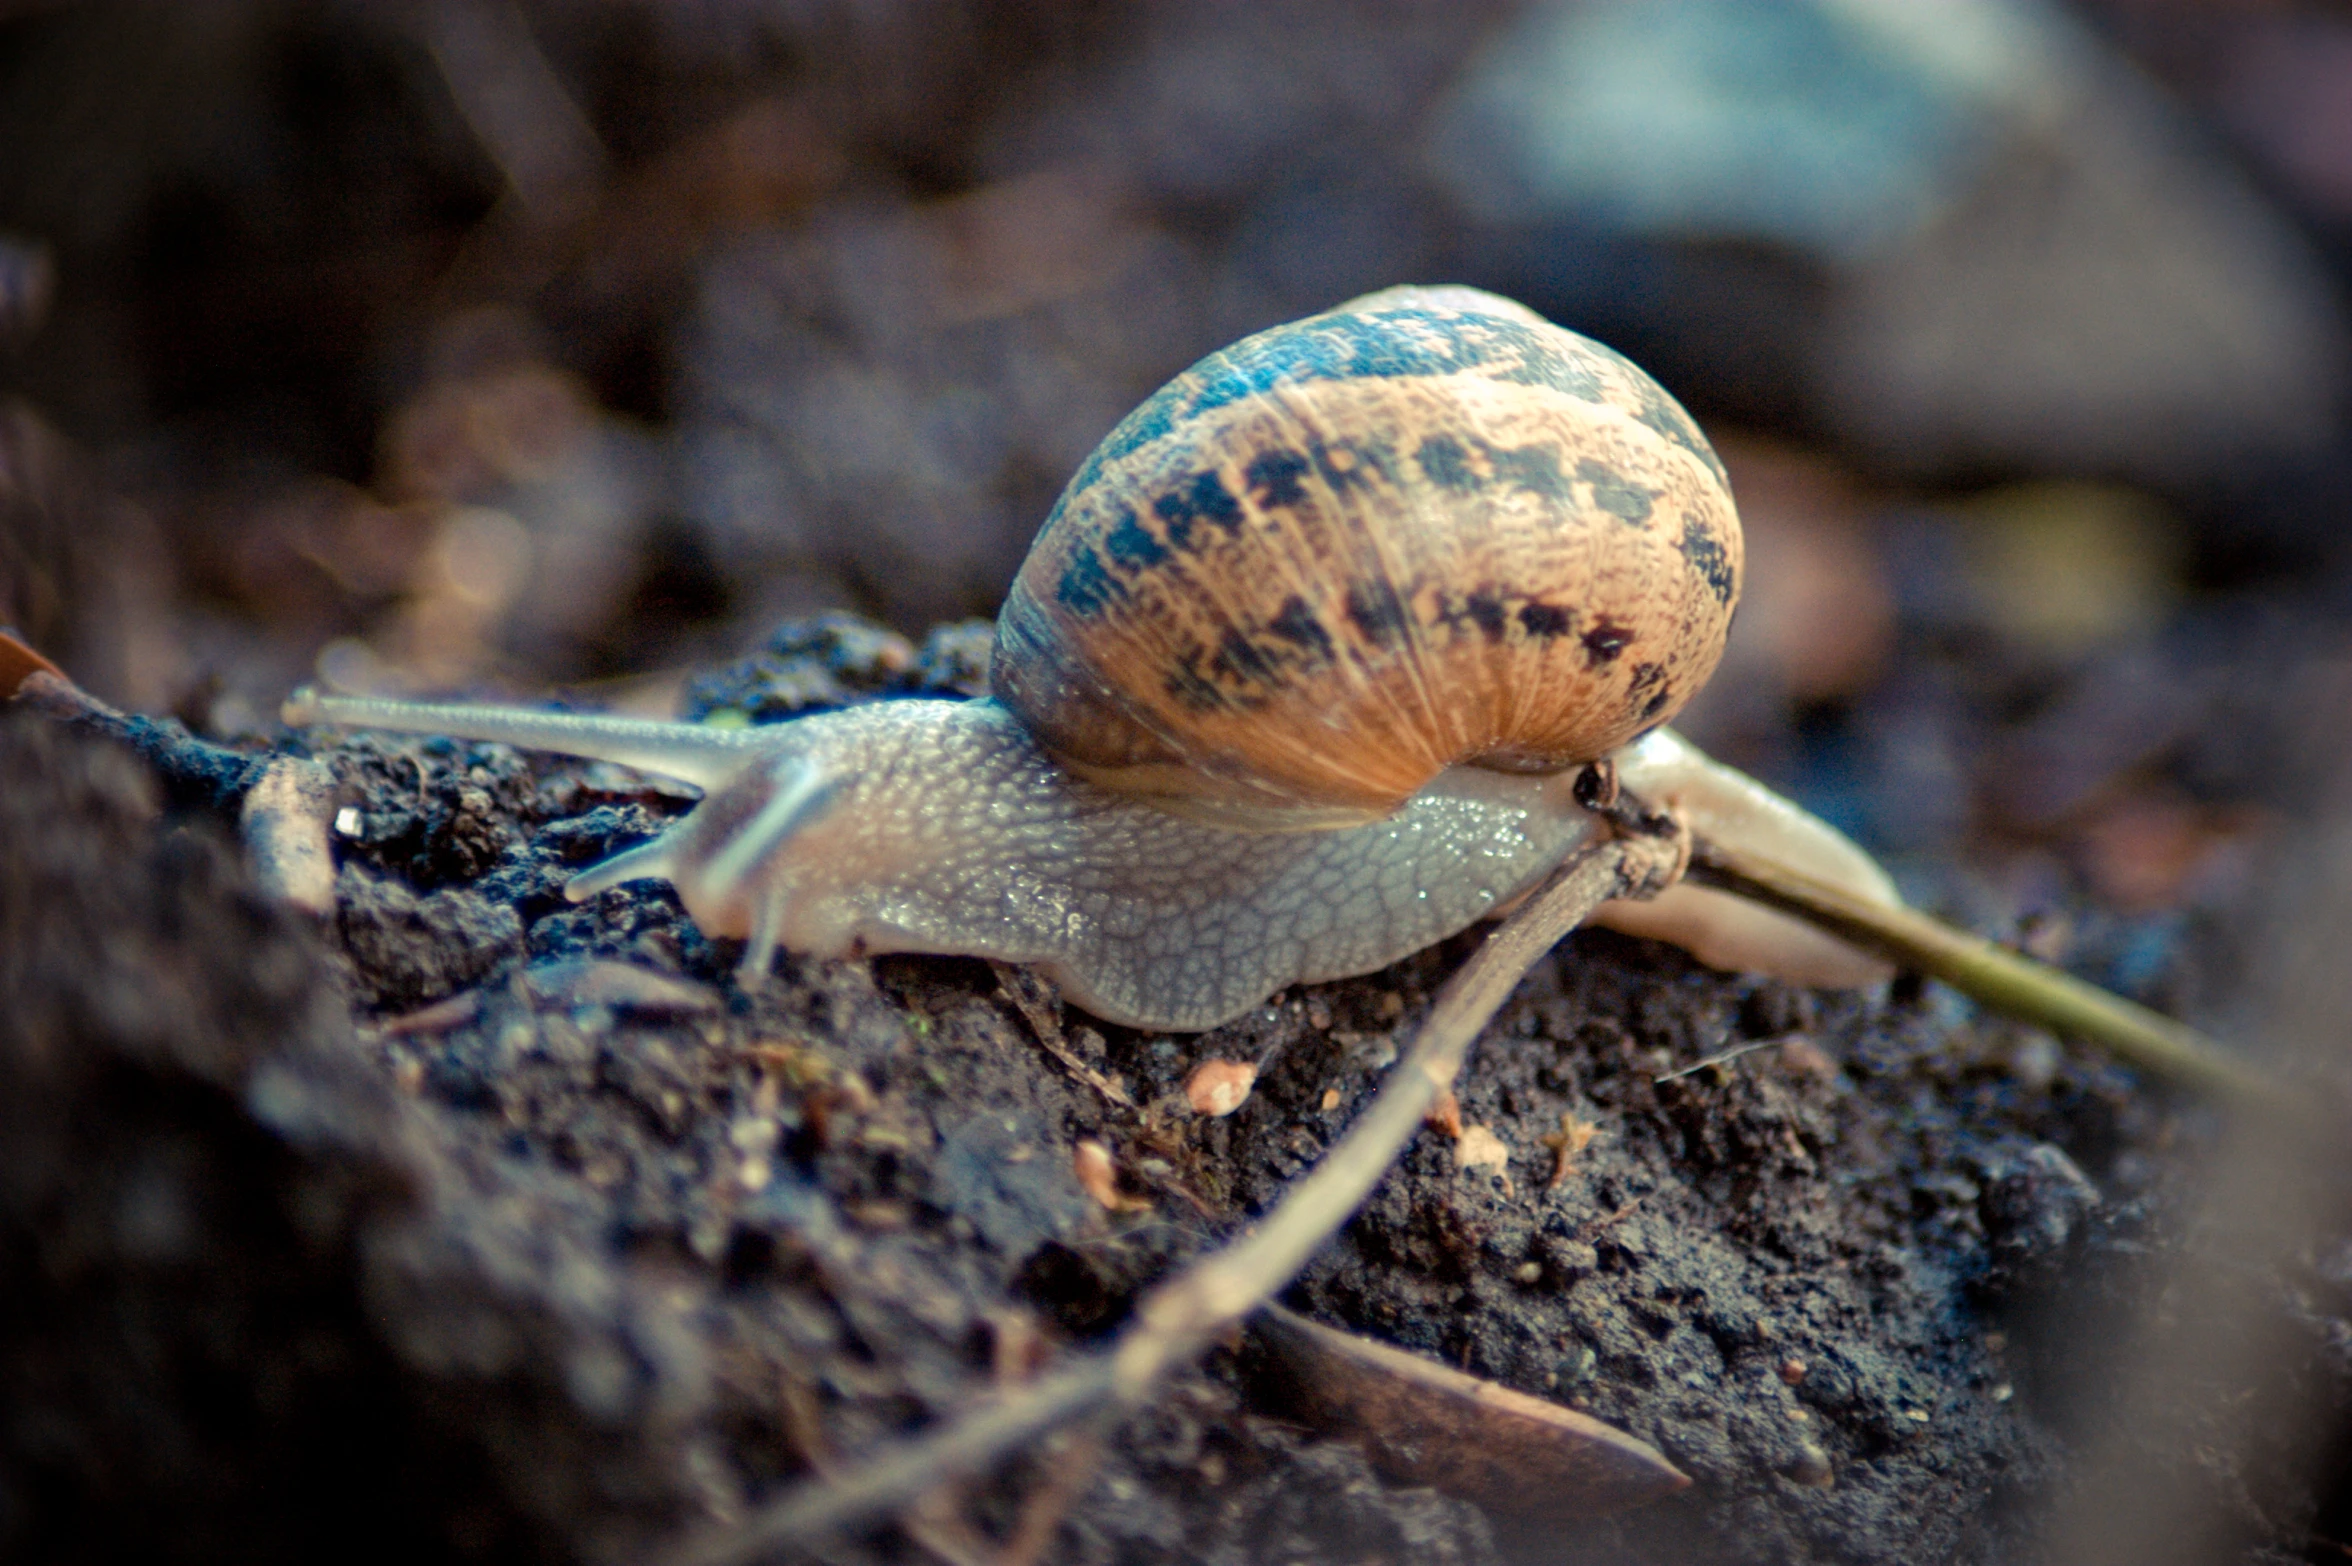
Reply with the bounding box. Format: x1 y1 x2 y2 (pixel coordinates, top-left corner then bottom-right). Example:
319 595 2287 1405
1777 1039 1838 1079
729 1117 780 1155
1074 1139 1149 1212
1778 1356 1809 1386
1185 1059 1257 1117
1455 1124 1512 1181
1784 1441 1834 1488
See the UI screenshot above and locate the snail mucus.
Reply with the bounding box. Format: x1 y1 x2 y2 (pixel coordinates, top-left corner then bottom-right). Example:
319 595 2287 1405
286 286 1899 1031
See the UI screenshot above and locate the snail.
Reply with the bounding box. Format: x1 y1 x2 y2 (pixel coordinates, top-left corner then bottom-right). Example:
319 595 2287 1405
286 286 1898 1030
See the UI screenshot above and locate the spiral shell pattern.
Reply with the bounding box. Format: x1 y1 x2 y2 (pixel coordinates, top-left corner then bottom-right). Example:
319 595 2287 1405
992 285 1743 827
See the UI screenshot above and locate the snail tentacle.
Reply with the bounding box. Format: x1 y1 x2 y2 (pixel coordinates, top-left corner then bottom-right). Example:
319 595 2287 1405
285 687 762 790
566 836 680 902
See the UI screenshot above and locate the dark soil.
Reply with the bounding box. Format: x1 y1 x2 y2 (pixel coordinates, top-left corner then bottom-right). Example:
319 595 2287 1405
9 619 2341 1566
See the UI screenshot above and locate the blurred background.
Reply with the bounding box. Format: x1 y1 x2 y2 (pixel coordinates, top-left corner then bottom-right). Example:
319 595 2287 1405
6 0 2352 1091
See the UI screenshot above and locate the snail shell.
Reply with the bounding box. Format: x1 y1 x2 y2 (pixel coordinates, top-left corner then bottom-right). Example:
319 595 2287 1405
992 285 1743 828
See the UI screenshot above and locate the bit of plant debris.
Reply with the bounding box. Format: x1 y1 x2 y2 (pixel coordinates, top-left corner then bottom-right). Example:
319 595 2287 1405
1247 1302 1690 1519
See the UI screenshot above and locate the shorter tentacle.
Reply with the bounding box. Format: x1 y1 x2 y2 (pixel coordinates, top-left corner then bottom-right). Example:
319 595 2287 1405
739 884 790 989
567 835 683 902
699 759 840 901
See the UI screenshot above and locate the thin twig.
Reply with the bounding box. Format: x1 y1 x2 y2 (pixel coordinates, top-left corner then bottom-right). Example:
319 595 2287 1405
990 962 1133 1109
1652 1036 1788 1084
1687 834 2285 1109
658 834 1667 1566
667 1358 1120 1566
1583 1195 1647 1236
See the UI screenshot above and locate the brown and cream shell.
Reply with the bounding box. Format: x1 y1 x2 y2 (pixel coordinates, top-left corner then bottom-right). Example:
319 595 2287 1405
991 285 1744 828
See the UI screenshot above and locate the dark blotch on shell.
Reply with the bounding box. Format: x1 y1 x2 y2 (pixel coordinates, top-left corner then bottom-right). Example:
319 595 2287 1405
1580 620 1634 665
1055 543 1124 618
1489 443 1571 502
1164 646 1229 712
1310 437 1397 495
1346 578 1411 648
1104 507 1169 572
1627 661 1672 719
1266 596 1334 662
1576 458 1656 526
1679 519 1737 605
1415 434 1480 494
1519 603 1575 639
1245 448 1312 509
1461 591 1508 641
1155 470 1246 538
1212 627 1280 688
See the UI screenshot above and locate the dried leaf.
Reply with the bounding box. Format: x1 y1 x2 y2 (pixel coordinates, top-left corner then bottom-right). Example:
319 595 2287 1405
995 961 1133 1107
1251 1304 1690 1520
0 629 64 695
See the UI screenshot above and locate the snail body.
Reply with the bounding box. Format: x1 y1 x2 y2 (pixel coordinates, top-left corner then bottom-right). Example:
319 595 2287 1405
286 286 1899 1029
283 692 1614 1028
277 692 1891 1029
